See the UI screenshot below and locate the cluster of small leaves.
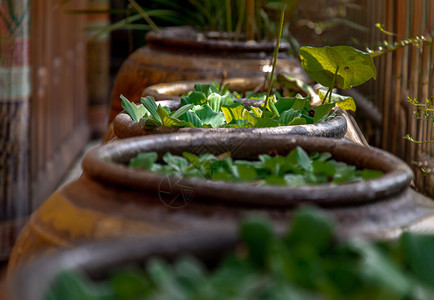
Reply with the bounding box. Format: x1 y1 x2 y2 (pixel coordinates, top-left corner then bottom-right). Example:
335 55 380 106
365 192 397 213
121 83 338 129
128 147 383 186
368 29 432 58
404 96 434 145
46 208 434 300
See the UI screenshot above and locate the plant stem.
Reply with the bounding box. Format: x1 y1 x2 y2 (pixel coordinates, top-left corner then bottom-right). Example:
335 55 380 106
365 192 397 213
128 0 159 33
262 3 286 118
369 36 432 58
225 0 232 34
234 0 246 41
321 66 340 105
126 5 134 53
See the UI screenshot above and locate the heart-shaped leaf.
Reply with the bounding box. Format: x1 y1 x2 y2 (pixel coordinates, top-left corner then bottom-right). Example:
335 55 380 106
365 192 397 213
299 46 377 89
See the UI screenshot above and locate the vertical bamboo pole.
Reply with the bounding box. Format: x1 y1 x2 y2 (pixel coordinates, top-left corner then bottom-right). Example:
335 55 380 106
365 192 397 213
399 0 411 159
407 1 421 170
87 0 111 136
390 0 406 156
381 0 394 151
246 0 255 40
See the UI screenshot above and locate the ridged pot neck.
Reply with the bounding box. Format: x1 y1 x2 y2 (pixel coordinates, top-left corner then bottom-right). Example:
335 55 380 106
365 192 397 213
145 26 290 53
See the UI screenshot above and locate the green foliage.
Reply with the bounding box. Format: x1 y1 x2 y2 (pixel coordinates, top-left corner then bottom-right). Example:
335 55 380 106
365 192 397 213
368 33 432 58
120 95 147 123
121 83 338 130
299 46 377 90
46 208 434 299
299 45 377 109
404 96 433 145
128 146 383 185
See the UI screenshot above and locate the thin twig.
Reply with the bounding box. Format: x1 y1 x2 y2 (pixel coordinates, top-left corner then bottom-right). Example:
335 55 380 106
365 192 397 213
128 0 160 33
262 3 286 118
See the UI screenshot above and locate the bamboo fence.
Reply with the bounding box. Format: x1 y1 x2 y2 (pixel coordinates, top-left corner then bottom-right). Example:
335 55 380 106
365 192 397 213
351 0 433 197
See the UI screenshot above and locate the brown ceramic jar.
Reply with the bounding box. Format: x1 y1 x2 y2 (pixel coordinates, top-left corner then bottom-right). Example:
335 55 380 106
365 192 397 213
109 27 306 121
8 133 434 273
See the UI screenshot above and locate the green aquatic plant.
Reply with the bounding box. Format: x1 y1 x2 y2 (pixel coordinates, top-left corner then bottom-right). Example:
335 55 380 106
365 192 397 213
128 147 383 185
120 83 337 129
46 208 434 299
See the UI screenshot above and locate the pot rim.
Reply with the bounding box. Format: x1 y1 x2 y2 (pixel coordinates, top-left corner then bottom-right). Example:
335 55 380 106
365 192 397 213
145 26 290 53
9 229 238 300
113 110 348 139
142 77 272 101
82 133 414 207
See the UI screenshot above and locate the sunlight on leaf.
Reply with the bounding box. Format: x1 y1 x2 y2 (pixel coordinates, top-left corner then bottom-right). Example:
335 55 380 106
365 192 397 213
299 46 377 89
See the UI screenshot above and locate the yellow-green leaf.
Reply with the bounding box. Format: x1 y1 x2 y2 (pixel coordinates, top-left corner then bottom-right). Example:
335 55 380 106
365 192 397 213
336 97 356 112
221 102 245 124
299 45 377 89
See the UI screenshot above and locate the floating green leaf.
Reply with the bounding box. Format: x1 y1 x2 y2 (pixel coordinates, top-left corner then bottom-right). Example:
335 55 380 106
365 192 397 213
129 152 158 169
162 116 193 128
129 146 381 187
241 217 275 267
170 104 194 119
121 94 148 122
313 103 335 123
141 96 162 122
139 118 162 127
207 93 223 112
278 109 299 125
48 205 434 299
275 97 296 114
319 90 356 112
284 208 334 252
254 117 279 128
180 111 203 128
221 102 245 124
287 117 307 126
401 232 434 289
181 91 207 106
120 88 339 131
194 105 226 128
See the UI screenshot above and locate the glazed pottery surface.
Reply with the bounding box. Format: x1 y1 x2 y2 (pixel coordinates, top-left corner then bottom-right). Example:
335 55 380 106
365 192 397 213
8 133 434 273
104 77 366 145
109 27 306 121
8 230 237 300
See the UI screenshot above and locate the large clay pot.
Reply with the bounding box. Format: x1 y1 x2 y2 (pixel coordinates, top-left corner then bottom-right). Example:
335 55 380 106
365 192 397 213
8 133 434 272
105 77 349 143
109 26 306 121
112 108 348 140
8 230 237 300
104 77 366 145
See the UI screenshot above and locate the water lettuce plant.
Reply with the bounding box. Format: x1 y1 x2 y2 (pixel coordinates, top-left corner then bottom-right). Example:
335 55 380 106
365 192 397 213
128 146 383 185
46 208 434 299
120 82 338 129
